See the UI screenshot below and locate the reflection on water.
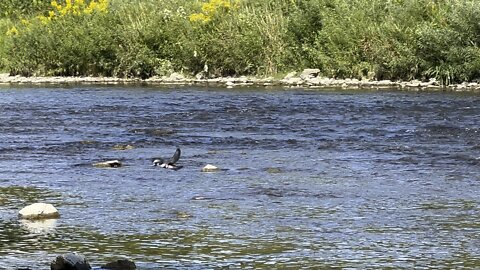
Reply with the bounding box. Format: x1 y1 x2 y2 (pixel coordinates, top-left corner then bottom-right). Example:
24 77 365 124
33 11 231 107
20 219 58 234
0 86 479 269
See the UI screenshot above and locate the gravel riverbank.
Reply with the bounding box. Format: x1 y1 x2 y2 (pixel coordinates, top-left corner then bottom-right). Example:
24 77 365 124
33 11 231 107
2 71 480 91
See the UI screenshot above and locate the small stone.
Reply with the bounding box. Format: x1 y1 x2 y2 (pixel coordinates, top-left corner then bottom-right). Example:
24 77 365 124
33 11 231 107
18 203 60 220
281 77 303 85
201 164 220 172
195 72 206 80
283 71 297 79
300 68 320 79
226 81 235 88
168 72 185 81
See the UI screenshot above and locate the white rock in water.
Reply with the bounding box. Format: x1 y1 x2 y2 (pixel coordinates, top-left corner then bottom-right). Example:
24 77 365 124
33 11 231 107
18 203 60 220
93 160 122 168
201 164 220 172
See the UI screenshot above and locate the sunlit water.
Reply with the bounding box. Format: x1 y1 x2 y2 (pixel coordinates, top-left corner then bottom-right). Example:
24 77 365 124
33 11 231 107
0 85 479 269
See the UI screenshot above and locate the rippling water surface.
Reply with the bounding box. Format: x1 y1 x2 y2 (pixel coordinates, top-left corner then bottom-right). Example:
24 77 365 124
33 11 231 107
0 85 479 269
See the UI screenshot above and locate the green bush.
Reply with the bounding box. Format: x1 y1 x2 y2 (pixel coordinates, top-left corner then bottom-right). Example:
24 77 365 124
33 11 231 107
189 1 292 76
415 0 480 84
7 13 117 76
0 0 50 18
0 18 13 72
3 0 480 84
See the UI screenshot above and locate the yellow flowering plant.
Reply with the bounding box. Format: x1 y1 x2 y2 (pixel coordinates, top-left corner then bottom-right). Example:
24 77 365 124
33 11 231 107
189 0 239 23
46 0 109 20
7 0 109 35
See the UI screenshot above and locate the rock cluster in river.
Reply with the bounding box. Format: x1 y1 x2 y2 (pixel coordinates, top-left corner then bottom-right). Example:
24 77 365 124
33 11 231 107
2 71 480 91
50 253 136 270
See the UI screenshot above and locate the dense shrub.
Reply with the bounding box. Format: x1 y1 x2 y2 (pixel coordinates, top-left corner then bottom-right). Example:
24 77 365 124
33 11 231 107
189 1 292 76
0 0 50 18
2 0 480 84
6 0 116 76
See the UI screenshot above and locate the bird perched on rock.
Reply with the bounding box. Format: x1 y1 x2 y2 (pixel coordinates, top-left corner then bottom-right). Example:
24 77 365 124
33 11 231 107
152 148 182 170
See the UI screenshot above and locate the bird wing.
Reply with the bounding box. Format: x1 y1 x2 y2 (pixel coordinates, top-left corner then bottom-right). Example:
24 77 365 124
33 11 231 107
169 148 181 164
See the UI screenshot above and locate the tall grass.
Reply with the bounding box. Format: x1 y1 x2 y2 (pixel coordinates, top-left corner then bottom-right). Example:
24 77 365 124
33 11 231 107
2 0 480 84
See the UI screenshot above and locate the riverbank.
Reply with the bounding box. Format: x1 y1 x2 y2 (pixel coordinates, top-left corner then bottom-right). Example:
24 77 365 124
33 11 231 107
3 1 480 86
2 71 480 92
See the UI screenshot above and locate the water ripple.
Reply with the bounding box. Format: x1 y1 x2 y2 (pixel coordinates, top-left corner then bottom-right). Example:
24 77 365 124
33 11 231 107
0 86 479 268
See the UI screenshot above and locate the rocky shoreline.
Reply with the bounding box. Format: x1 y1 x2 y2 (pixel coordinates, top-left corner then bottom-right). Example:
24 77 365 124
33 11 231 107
2 70 480 92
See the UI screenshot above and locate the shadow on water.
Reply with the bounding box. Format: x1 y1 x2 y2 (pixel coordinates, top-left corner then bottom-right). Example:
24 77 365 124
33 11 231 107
0 86 480 269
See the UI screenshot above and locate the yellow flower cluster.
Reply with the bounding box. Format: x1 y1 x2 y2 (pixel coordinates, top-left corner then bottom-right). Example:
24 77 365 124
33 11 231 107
7 0 109 35
36 0 109 24
6 26 19 36
189 0 239 23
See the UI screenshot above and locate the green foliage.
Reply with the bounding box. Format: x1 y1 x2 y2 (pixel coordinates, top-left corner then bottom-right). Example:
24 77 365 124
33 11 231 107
415 0 480 84
190 1 292 76
3 0 480 84
0 0 50 18
7 13 117 76
0 18 13 72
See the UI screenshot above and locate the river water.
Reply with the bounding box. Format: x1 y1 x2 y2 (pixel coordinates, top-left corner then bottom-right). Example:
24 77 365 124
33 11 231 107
0 85 479 269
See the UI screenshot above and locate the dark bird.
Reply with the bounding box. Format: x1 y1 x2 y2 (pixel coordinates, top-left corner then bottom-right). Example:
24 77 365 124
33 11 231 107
152 148 182 170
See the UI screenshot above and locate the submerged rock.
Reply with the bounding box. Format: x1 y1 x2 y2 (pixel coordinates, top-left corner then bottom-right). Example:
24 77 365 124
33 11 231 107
173 210 193 219
101 259 136 270
201 164 220 172
130 128 176 137
18 203 60 220
51 253 91 270
112 144 134 151
265 167 282 174
93 160 122 168
191 195 214 201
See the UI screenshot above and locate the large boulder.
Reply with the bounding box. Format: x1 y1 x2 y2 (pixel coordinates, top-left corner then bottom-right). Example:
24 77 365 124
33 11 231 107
18 203 60 220
50 253 91 270
101 259 136 270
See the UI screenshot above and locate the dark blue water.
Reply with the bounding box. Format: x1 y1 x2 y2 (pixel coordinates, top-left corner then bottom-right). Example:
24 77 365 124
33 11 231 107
0 85 479 269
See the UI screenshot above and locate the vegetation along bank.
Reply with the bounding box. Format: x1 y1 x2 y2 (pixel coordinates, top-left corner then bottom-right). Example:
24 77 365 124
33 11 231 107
1 0 480 86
